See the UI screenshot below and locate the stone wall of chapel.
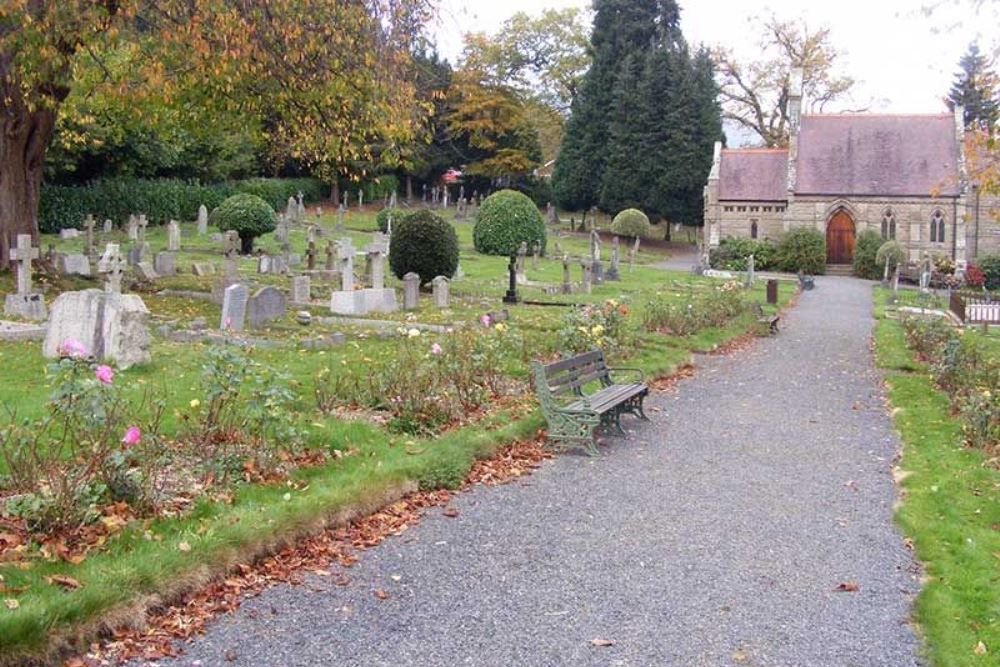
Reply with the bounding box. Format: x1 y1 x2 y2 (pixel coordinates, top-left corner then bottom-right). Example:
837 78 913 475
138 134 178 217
967 194 1000 260
715 202 787 241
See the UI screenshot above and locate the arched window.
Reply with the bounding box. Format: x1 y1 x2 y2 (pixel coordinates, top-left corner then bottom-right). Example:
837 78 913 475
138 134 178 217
930 210 946 243
750 220 758 239
881 209 896 240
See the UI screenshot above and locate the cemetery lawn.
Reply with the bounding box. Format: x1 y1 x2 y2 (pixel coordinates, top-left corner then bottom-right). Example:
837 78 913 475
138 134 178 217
873 289 999 667
0 208 796 665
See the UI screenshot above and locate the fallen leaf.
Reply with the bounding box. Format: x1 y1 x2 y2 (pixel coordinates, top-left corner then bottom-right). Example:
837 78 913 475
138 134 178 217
442 508 460 518
835 582 859 592
589 639 615 647
974 641 988 655
45 574 82 590
178 541 191 552
4 599 18 610
374 588 389 600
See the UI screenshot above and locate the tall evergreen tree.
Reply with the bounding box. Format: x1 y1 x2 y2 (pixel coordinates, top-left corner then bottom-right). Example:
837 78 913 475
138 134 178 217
947 43 999 132
552 0 660 211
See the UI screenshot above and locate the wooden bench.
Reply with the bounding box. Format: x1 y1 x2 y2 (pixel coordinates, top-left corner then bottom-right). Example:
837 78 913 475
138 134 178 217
532 349 649 456
753 304 780 335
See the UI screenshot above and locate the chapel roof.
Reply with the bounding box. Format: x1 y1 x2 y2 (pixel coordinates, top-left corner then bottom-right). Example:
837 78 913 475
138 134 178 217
718 149 788 202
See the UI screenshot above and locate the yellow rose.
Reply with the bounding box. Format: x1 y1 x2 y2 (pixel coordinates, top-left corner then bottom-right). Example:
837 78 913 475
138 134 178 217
189 399 200 408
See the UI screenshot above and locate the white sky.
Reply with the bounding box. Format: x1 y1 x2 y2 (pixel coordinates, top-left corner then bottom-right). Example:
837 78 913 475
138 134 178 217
432 0 1000 114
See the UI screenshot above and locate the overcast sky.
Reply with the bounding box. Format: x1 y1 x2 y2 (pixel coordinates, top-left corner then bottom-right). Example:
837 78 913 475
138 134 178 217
432 0 1000 116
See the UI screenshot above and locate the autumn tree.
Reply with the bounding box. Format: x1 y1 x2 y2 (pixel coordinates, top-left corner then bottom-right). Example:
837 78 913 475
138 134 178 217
947 43 999 132
713 16 858 147
0 0 432 267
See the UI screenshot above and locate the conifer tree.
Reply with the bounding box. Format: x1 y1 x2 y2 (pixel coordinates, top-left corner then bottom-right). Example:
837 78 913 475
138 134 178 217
947 43 999 132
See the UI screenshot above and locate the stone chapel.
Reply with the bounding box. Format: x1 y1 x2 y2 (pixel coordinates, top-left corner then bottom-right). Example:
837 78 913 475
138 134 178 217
703 70 1000 271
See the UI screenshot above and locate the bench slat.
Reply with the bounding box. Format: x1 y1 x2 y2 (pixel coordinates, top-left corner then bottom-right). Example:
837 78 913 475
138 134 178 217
542 350 604 374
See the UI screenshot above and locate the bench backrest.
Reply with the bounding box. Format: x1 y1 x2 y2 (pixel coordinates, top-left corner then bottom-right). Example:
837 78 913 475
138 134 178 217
535 349 611 398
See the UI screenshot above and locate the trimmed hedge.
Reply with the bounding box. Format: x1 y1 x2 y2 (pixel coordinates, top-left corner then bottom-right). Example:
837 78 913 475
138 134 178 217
979 254 1000 290
776 228 826 274
388 210 459 283
611 208 651 239
209 194 276 254
473 189 546 257
39 177 325 232
852 230 884 279
709 237 777 271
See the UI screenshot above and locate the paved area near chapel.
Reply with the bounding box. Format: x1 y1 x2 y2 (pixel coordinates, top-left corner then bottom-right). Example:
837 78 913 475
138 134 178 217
149 277 922 667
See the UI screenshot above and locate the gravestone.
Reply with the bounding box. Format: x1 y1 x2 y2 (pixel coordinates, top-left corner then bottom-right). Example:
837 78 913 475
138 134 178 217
358 189 364 211
503 255 520 304
4 234 46 321
43 289 151 369
516 241 528 285
306 242 317 270
919 254 932 292
432 276 449 308
98 243 127 294
197 204 209 235
336 204 346 231
103 218 113 234
629 237 640 272
287 195 298 222
84 215 96 258
532 241 541 271
403 272 420 310
167 221 181 252
270 255 287 275
135 262 159 281
247 286 286 329
368 249 386 289
307 225 317 245
60 228 80 240
296 192 306 220
57 253 91 277
291 275 312 303
192 262 215 277
766 279 779 305
137 215 149 246
275 216 289 243
154 252 176 277
257 254 271 274
590 228 603 283
127 243 144 266
606 236 621 281
127 215 138 240
316 206 323 218
221 283 249 331
561 255 572 294
547 202 558 225
745 254 755 288
338 237 354 292
223 230 239 258
325 240 336 271
580 260 592 295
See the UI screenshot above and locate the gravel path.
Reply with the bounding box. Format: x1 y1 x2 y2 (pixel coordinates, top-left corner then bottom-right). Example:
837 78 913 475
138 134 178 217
145 277 922 667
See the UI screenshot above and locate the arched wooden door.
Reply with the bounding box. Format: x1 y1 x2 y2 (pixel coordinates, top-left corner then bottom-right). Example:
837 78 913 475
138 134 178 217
826 211 855 264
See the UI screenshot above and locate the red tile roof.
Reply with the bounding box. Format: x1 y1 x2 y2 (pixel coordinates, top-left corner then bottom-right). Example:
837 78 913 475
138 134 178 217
718 149 788 201
795 114 961 196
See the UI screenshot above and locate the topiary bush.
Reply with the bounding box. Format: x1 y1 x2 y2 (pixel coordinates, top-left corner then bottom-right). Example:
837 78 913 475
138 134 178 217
852 230 884 279
388 210 459 283
876 240 906 275
709 237 777 271
473 189 546 256
776 228 826 274
979 254 1000 290
209 193 276 254
611 208 651 240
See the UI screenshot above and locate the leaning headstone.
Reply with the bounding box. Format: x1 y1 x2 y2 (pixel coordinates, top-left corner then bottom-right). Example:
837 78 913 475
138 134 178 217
403 272 420 310
154 252 177 277
43 289 151 369
166 220 181 252
197 204 209 235
59 228 80 240
432 275 450 308
135 261 159 281
247 286 287 329
561 255 572 295
97 243 127 294
4 234 46 321
192 262 215 277
291 275 312 304
57 253 92 277
220 283 249 331
606 236 621 281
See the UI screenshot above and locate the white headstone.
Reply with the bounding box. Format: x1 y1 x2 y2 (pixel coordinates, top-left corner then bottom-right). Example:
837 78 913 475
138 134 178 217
221 283 249 331
403 272 420 310
432 275 450 308
197 205 209 235
291 275 311 303
43 289 151 369
167 220 181 251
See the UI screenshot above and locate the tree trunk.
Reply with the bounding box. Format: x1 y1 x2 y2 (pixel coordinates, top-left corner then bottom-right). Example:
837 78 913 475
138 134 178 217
406 175 413 202
0 109 55 268
330 180 339 204
240 233 254 255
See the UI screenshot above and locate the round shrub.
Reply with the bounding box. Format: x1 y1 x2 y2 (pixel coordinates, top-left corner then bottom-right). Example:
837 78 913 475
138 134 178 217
852 230 884 279
978 254 1000 290
876 241 906 274
388 210 459 283
776 228 826 274
710 237 777 271
209 193 276 254
611 208 651 239
473 189 546 256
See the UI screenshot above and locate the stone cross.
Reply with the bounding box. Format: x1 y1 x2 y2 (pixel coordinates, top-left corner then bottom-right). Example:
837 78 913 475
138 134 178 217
590 228 601 261
296 191 305 219
580 259 592 294
325 240 336 271
561 254 572 294
432 275 450 308
84 215 96 258
197 204 209 235
606 236 620 281
97 243 127 294
919 253 932 291
10 234 39 296
338 238 355 292
306 241 317 270
745 254 755 287
127 214 138 240
503 254 520 304
532 241 541 270
137 215 148 245
167 220 181 252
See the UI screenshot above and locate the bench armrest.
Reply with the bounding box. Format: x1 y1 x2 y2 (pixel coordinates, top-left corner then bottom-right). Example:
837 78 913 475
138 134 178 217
606 367 645 384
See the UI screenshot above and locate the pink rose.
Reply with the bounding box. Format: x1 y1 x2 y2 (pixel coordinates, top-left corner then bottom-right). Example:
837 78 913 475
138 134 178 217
430 342 443 355
122 426 141 446
95 365 115 385
480 314 491 327
57 339 88 359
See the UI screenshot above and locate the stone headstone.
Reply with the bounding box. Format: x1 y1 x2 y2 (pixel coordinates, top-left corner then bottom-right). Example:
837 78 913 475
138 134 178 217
503 255 519 304
192 262 215 277
338 238 355 292
590 229 603 283
220 283 249 331
166 220 181 252
84 215 96 258
403 272 420 310
432 275 450 308
137 215 148 245
135 261 159 281
127 243 144 266
43 289 151 369
287 195 298 221
606 236 621 281
211 232 223 243
223 230 240 258
57 253 91 277
358 189 364 211
4 234 46 321
547 202 557 225
127 215 138 240
325 240 336 271
291 275 312 303
580 260 592 294
745 254 755 288
257 254 271 274
919 254 932 292
247 286 287 329
154 252 176 277
306 241 317 270
59 228 80 240
97 243 127 294
629 237 640 272
561 255 572 295
197 204 209 235
532 241 541 271
276 217 290 243
368 250 386 290
103 218 113 234
516 241 528 285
